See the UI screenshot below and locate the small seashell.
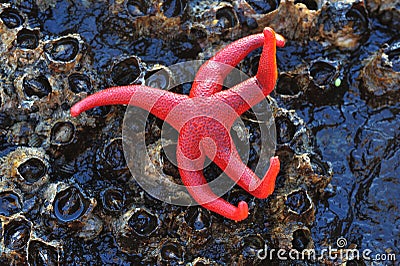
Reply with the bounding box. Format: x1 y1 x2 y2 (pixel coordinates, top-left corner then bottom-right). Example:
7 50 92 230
160 241 184 263
0 190 22 216
101 187 125 212
68 73 92 93
27 239 62 266
53 186 90 222
50 121 75 146
3 216 32 251
127 208 159 237
16 28 39 49
110 56 144 86
23 75 52 98
0 8 24 29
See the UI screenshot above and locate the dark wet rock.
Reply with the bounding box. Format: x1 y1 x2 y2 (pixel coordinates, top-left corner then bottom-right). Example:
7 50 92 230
0 0 397 264
246 0 280 14
162 0 187 18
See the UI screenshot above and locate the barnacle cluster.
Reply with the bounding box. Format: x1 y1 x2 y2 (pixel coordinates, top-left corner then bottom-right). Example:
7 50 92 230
0 0 396 265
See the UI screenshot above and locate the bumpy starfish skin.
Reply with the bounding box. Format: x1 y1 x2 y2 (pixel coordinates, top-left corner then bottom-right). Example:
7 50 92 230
71 27 284 221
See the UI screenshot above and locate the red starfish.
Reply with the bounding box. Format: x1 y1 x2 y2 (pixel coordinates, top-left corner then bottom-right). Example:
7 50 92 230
71 27 285 221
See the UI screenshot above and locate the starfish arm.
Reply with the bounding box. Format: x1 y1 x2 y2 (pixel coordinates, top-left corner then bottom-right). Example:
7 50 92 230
255 27 279 91
70 85 187 125
214 147 280 198
190 27 284 97
212 77 262 117
213 28 280 116
178 168 249 221
177 122 248 221
197 129 279 198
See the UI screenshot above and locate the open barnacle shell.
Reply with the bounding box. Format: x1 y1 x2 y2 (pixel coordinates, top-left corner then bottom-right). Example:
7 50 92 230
34 117 78 148
67 72 94 94
6 25 42 69
274 108 314 154
112 206 161 253
14 70 54 103
144 63 174 91
157 238 185 264
43 34 86 72
284 188 315 221
0 214 32 254
0 147 50 193
108 55 146 86
308 58 341 90
0 212 63 264
0 181 23 217
0 4 26 30
41 182 101 240
272 222 314 251
365 0 400 30
0 4 29 59
175 207 212 246
26 237 63 266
